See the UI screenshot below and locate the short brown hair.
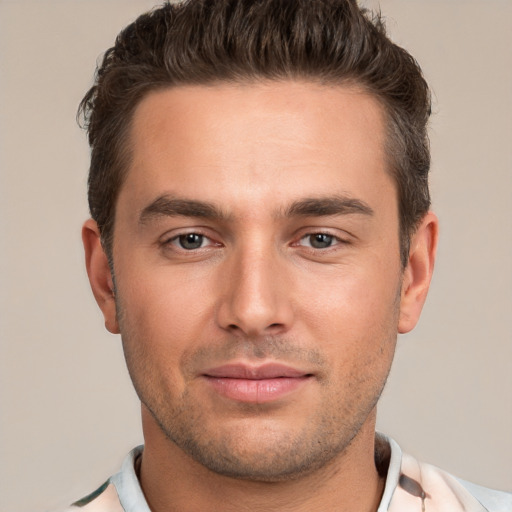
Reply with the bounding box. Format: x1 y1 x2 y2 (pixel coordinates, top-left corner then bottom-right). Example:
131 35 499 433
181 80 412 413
79 0 431 267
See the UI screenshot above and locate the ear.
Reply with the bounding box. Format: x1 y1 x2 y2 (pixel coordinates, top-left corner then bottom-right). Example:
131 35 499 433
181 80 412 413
82 219 120 334
398 211 439 334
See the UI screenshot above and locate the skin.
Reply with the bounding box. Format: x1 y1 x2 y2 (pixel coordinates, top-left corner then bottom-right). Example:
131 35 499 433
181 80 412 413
83 81 438 512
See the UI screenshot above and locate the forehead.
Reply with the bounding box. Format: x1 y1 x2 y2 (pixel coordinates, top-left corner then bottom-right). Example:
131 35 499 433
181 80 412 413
121 81 393 216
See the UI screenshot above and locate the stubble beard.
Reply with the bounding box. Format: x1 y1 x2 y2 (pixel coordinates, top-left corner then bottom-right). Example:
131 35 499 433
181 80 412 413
144 378 389 482
116 296 399 482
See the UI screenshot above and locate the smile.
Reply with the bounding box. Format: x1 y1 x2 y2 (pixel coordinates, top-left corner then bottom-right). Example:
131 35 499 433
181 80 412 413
201 363 314 403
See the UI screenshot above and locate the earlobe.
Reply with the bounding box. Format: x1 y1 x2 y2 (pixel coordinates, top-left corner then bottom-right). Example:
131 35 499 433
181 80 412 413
398 211 439 334
82 219 120 334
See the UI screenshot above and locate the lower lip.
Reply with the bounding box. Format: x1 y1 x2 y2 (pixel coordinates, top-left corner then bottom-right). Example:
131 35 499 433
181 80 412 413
202 376 311 403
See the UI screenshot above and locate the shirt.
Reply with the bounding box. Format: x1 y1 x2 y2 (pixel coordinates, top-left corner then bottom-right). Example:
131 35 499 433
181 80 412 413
62 434 511 511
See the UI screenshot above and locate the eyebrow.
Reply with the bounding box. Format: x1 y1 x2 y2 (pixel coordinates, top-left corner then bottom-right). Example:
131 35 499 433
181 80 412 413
139 196 229 224
283 195 374 218
139 194 374 225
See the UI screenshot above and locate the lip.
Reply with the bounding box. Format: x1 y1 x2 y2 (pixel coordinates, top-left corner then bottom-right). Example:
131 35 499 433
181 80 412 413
203 363 309 379
201 363 313 403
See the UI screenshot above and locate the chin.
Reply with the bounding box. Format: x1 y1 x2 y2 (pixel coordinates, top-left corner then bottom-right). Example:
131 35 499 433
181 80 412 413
150 403 362 482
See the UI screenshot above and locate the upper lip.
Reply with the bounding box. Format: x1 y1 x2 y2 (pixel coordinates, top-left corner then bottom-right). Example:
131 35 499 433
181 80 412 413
202 363 311 379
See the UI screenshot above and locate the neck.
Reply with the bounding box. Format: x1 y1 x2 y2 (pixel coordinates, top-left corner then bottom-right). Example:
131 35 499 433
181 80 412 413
139 408 385 512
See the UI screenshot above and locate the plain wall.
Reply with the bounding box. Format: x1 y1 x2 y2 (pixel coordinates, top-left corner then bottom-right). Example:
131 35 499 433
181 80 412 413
0 1 510 510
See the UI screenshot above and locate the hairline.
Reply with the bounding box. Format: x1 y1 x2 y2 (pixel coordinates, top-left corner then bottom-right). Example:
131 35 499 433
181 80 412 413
101 77 414 266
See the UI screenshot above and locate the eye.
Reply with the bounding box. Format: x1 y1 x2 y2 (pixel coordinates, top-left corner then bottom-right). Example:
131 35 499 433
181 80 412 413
299 233 339 249
172 233 210 250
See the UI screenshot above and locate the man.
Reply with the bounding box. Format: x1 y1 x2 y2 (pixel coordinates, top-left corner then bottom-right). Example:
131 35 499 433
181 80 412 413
72 0 510 511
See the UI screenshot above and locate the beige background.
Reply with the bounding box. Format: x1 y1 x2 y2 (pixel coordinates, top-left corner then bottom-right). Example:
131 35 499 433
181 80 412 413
0 1 511 511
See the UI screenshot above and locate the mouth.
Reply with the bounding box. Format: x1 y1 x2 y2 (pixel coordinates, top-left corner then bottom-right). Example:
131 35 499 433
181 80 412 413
201 363 314 403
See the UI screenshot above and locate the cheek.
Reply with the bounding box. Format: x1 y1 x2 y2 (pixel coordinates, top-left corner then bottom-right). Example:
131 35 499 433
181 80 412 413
296 259 400 391
116 264 218 361
299 262 401 339
115 272 212 404
119 264 212 324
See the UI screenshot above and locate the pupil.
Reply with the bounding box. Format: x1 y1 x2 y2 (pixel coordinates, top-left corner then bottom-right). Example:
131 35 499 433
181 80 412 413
180 233 203 249
311 234 332 248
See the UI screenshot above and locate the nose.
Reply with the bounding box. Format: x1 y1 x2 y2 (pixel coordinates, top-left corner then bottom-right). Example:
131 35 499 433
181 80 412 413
216 244 294 338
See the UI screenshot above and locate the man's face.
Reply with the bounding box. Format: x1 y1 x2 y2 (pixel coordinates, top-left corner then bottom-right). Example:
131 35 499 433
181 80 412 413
109 82 405 480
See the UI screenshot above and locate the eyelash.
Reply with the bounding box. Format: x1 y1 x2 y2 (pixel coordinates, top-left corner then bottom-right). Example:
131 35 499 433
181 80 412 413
295 232 348 250
161 229 350 254
163 232 219 251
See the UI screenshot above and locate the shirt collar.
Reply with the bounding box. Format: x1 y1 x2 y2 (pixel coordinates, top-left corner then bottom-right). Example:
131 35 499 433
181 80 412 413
111 434 402 512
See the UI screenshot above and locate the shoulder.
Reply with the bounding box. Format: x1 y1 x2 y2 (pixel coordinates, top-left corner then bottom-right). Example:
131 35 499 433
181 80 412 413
456 478 512 512
56 446 146 512
398 451 511 512
378 435 511 512
57 481 124 512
